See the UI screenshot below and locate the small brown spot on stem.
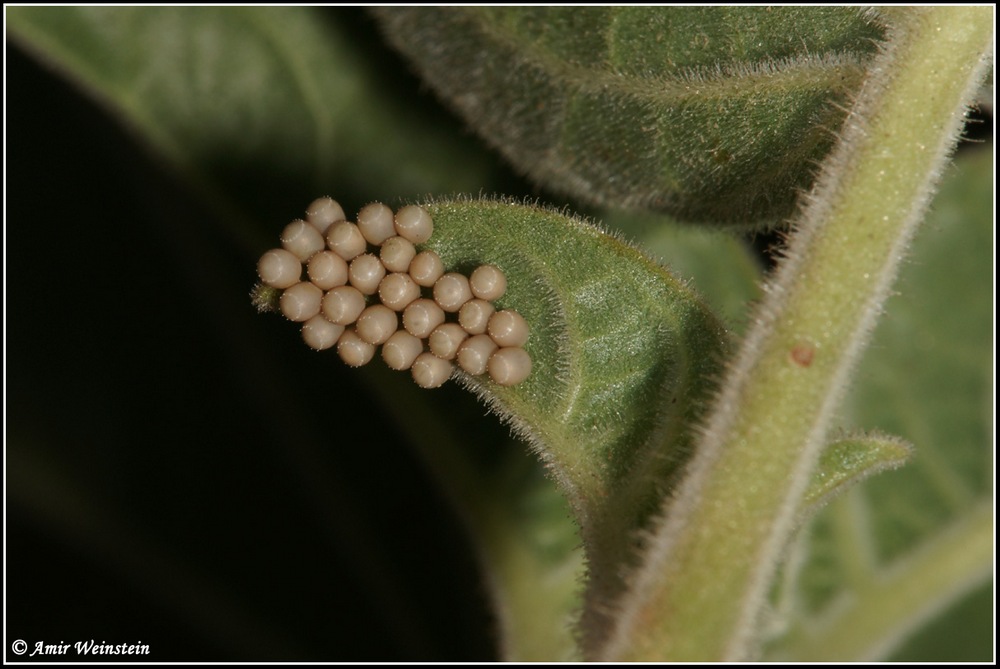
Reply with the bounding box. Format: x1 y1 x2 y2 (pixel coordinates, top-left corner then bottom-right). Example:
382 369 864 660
790 344 814 367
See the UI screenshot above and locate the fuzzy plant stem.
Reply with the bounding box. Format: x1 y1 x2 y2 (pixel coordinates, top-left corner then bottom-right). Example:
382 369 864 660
594 7 994 662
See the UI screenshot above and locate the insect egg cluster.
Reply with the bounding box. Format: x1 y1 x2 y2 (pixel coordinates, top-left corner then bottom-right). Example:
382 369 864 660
255 197 532 389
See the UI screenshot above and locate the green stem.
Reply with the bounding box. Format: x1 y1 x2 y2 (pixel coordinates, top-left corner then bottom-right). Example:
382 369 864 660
593 8 993 661
771 501 993 661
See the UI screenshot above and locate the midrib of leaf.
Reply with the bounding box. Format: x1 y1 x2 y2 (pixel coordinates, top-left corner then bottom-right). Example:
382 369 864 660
467 8 870 105
548 276 701 511
556 266 680 439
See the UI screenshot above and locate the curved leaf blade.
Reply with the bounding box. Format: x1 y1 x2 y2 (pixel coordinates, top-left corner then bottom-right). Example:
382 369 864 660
374 7 886 225
414 199 730 629
420 199 727 523
801 433 913 516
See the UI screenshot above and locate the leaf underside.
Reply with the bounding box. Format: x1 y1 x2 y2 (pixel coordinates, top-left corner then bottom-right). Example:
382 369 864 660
411 199 731 644
417 199 728 527
374 7 886 225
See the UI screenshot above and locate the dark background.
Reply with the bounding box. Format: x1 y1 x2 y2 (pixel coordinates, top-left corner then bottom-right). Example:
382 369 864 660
6 28 503 661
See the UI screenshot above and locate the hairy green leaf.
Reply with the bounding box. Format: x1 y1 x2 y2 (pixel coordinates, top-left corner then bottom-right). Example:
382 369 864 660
418 200 727 521
374 7 886 225
801 434 913 516
602 210 764 331
408 199 729 628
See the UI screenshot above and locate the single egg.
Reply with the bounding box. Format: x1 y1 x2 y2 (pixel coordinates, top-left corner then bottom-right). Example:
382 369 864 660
279 281 323 322
381 330 424 371
433 273 473 312
257 248 302 289
411 352 452 389
458 299 495 335
469 264 507 301
326 221 367 261
357 202 397 246
456 334 498 376
378 272 421 311
305 197 346 234
337 329 376 367
488 347 532 386
428 323 469 361
356 304 398 345
306 251 349 290
394 204 434 244
402 299 446 338
408 250 445 287
281 220 326 261
322 285 366 326
348 253 387 295
488 309 530 347
301 314 345 351
380 236 417 274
